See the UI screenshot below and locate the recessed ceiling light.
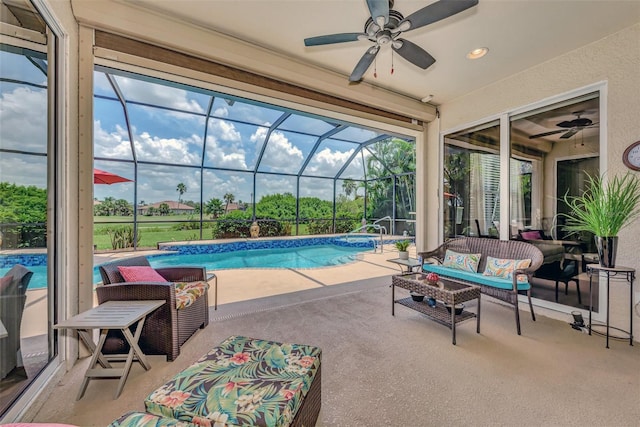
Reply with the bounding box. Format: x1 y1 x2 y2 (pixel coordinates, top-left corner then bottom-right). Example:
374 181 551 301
467 47 489 60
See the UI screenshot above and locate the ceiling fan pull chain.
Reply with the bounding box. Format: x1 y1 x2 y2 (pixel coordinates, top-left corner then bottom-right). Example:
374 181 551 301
391 49 395 75
374 55 377 78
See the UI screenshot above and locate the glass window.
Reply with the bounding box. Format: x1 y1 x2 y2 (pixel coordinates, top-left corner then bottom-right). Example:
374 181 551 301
510 93 600 310
0 29 56 415
443 121 501 239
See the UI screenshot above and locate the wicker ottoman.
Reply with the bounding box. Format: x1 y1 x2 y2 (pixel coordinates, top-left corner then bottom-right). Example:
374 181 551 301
144 336 322 427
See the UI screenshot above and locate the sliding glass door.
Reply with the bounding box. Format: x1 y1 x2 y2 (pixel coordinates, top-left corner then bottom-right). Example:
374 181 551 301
442 91 601 310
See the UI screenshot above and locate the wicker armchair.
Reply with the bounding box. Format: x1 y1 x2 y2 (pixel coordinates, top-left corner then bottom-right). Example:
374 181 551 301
97 256 209 361
1 264 33 379
419 237 544 335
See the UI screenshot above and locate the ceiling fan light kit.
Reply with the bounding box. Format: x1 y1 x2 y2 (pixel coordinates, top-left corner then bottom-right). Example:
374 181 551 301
304 0 480 82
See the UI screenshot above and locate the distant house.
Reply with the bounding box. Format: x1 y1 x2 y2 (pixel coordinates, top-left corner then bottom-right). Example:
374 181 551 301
137 201 195 215
225 202 245 213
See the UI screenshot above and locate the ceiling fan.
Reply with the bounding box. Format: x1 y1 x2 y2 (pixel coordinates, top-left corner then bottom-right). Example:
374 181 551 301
528 112 599 140
303 0 479 82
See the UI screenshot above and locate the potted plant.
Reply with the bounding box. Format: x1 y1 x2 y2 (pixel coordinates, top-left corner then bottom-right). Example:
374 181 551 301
394 240 411 260
563 172 640 267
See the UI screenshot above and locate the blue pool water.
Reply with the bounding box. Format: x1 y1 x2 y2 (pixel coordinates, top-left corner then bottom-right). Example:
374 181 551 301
149 244 368 270
0 264 102 290
1 235 408 289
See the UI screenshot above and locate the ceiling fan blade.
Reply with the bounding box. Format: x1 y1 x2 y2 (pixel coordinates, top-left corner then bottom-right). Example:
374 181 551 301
528 129 567 139
392 39 436 69
366 0 389 27
560 129 580 139
349 46 380 82
398 0 479 32
304 33 365 46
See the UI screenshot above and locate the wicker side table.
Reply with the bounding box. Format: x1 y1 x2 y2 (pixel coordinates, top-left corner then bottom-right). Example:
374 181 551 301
391 272 481 345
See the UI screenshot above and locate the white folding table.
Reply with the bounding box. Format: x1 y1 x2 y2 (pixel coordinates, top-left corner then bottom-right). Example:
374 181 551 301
54 299 164 399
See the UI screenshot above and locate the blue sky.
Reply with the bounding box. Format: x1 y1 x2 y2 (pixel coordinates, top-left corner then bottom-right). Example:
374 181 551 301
1 48 409 206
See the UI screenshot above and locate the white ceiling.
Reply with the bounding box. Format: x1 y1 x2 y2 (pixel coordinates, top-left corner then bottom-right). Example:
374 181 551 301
128 0 639 106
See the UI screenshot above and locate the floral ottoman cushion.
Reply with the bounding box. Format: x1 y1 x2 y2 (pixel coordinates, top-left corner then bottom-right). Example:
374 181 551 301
174 281 209 310
145 336 322 427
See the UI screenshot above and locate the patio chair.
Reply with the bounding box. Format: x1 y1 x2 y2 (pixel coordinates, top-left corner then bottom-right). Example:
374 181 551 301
1 264 33 379
96 256 210 361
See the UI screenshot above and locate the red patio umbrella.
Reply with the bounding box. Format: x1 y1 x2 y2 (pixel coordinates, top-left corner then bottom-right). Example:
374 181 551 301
93 168 133 185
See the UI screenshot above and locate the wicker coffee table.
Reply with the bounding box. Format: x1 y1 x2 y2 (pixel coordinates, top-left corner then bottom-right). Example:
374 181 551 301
392 272 481 344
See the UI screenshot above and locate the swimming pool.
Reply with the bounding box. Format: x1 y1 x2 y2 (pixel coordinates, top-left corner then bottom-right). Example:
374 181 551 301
1 234 411 289
149 244 367 270
151 235 381 270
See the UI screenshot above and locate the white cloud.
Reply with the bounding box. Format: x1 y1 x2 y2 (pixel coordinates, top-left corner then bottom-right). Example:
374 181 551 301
257 129 303 172
133 131 202 165
93 121 133 159
0 86 47 152
115 77 204 114
205 135 248 169
209 119 241 142
305 147 355 176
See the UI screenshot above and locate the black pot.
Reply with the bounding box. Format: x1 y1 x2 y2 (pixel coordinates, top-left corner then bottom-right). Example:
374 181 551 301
445 304 464 315
595 236 618 268
410 292 424 302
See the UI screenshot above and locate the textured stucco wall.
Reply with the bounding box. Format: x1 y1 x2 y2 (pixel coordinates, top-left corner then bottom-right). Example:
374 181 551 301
436 23 640 338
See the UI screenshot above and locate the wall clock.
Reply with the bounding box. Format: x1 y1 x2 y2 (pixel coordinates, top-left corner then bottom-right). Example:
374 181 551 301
622 140 640 171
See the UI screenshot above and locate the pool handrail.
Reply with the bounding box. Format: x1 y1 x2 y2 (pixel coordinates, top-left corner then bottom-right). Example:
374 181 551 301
346 223 387 253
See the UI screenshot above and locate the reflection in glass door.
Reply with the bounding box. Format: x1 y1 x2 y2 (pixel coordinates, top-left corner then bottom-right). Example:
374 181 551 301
0 3 57 416
510 92 600 310
443 121 501 240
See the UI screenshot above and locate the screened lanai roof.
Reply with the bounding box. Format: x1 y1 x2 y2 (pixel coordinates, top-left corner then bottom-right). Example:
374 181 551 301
92 66 414 204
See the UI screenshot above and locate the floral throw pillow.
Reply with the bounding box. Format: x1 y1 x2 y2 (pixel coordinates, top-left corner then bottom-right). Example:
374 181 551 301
483 256 531 283
442 249 482 273
117 266 167 283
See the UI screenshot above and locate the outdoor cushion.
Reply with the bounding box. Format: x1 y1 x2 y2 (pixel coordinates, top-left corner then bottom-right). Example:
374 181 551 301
108 411 197 427
174 281 209 310
483 256 531 283
519 230 543 240
422 263 531 291
442 249 481 273
118 266 167 283
144 335 322 427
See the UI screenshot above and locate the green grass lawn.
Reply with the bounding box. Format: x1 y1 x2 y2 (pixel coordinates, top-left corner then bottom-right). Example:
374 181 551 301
93 216 310 250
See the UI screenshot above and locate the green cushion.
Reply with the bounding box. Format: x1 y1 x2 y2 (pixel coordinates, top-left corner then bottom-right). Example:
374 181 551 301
422 264 530 291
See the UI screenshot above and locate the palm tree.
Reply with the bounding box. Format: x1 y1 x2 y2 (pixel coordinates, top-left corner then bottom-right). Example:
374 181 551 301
342 179 358 200
176 183 187 206
223 192 235 213
205 198 225 218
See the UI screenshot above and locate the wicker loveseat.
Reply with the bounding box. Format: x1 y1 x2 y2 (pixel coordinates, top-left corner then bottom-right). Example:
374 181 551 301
419 237 544 335
97 256 209 361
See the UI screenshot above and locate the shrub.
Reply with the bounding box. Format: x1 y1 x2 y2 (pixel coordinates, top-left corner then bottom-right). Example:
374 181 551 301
105 225 141 249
